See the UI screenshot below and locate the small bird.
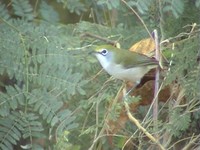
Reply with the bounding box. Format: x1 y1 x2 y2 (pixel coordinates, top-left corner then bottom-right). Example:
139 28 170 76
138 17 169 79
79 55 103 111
93 45 159 85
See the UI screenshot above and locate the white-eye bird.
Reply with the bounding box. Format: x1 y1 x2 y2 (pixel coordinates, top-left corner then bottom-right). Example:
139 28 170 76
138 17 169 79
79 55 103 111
93 45 159 85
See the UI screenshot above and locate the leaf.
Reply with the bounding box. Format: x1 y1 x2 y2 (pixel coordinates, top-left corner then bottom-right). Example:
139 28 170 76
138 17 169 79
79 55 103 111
166 108 191 137
39 1 60 23
0 3 10 21
0 144 8 150
129 38 155 56
163 0 185 18
0 112 24 150
195 0 200 7
109 0 120 9
127 0 153 14
12 0 34 20
65 0 86 15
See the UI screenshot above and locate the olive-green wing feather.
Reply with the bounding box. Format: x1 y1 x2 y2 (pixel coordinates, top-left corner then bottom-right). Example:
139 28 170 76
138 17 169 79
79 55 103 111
114 48 158 69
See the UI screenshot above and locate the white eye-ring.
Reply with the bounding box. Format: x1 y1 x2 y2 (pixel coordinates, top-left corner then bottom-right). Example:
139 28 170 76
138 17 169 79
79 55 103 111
101 49 108 56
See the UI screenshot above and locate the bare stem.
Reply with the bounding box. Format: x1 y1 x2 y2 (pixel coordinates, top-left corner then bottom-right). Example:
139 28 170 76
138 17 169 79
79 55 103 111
123 88 165 150
153 29 160 132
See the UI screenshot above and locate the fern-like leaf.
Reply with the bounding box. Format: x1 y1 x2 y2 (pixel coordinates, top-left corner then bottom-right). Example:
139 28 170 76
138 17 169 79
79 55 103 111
39 1 60 23
22 113 44 139
127 0 154 14
0 112 24 150
63 0 86 15
0 85 25 117
12 0 34 20
166 108 191 137
97 0 120 10
0 3 10 21
163 0 185 18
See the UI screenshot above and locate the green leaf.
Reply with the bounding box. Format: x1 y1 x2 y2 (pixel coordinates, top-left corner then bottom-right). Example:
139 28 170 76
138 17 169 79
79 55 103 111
65 0 86 15
163 0 184 18
0 3 10 21
166 108 191 137
195 0 200 7
12 0 34 20
39 1 60 23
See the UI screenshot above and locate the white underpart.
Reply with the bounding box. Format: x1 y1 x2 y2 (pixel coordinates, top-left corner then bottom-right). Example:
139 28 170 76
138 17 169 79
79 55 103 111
95 53 156 84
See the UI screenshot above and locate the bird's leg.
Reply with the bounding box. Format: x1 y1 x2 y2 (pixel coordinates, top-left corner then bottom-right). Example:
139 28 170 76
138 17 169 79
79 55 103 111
125 84 136 96
124 81 139 97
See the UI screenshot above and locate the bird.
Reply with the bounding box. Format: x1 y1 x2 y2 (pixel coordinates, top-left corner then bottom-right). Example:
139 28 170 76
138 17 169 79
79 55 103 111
92 44 160 85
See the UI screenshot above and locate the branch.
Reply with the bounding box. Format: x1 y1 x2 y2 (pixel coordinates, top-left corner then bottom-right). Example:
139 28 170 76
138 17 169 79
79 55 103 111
121 0 152 39
153 29 160 128
123 88 165 150
81 32 117 45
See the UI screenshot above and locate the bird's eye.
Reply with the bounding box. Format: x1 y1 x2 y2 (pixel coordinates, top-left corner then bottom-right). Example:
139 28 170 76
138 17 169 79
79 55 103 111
101 49 108 56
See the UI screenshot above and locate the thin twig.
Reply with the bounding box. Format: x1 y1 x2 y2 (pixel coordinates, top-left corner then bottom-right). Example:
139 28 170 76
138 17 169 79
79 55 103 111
123 88 165 150
167 134 200 150
153 29 160 135
88 83 124 150
81 32 117 45
121 0 152 38
182 134 200 150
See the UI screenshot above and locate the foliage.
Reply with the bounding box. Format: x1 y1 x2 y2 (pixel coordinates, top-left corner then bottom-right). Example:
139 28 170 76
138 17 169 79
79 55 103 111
39 1 60 23
96 0 121 10
12 0 35 21
165 107 191 137
162 0 185 18
196 0 200 7
0 0 200 150
127 0 154 14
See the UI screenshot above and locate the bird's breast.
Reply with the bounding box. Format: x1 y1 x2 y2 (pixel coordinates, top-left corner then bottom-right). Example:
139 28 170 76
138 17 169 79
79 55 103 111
104 63 154 83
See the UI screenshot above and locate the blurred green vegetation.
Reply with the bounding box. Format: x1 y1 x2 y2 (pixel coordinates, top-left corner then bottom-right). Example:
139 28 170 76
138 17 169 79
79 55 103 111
0 0 200 149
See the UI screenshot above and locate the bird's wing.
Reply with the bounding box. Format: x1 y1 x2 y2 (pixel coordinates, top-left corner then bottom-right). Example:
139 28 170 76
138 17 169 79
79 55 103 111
115 50 158 69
